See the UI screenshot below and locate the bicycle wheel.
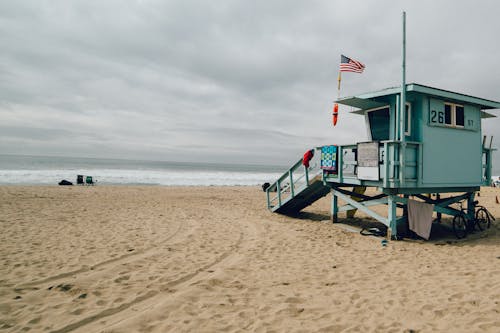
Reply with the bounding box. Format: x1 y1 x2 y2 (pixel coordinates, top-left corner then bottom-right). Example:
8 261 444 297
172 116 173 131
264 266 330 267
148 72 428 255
453 213 468 239
475 207 491 230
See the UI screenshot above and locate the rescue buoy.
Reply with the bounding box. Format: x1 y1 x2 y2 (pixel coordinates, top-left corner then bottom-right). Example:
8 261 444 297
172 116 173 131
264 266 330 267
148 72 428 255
332 103 339 126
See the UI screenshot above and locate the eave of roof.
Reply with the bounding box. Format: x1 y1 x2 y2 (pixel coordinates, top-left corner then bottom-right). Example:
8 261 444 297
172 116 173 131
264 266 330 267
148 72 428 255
336 83 500 111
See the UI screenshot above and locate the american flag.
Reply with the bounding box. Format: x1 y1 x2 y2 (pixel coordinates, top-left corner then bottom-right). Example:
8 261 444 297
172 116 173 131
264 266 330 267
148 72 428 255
339 54 365 73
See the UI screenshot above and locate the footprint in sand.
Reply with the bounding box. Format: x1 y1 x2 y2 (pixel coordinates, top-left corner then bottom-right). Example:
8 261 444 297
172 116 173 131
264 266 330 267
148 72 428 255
71 308 85 315
284 297 303 304
114 275 130 283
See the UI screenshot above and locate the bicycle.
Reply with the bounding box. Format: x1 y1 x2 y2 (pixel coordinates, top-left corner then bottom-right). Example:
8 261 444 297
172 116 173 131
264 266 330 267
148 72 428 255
452 200 495 239
474 201 495 231
452 201 469 239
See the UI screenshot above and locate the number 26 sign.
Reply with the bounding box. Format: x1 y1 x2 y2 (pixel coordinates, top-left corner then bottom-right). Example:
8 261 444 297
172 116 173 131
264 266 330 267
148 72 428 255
430 110 445 124
429 109 475 129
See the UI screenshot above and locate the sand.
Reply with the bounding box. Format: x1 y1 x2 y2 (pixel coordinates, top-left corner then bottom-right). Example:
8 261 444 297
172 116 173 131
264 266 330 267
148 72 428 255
0 185 499 333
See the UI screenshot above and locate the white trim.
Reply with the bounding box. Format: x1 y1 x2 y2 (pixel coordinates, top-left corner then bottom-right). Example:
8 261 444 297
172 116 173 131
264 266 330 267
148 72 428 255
444 102 453 125
364 105 390 113
365 105 390 141
358 166 379 181
455 105 465 127
404 102 411 136
444 102 465 128
364 114 372 141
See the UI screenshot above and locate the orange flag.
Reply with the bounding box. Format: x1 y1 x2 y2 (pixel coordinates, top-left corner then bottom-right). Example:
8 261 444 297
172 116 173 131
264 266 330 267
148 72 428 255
332 103 339 126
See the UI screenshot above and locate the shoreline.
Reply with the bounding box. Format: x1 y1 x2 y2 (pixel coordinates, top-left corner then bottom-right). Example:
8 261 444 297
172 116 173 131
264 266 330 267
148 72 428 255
0 184 264 187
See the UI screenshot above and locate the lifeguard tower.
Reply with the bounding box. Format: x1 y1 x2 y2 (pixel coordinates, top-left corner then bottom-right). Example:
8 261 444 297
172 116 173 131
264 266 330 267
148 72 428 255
266 12 499 239
266 83 499 238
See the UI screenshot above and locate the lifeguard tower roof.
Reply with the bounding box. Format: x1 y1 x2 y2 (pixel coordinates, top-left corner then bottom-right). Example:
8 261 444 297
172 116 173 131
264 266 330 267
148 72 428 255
338 83 500 117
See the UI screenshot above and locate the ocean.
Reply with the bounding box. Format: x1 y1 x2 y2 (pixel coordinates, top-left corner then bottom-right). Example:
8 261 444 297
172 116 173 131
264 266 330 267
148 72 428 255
0 154 285 186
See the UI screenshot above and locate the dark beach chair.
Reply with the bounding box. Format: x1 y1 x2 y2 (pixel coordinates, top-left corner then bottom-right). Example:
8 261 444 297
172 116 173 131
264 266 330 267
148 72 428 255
77 175 84 185
85 176 95 185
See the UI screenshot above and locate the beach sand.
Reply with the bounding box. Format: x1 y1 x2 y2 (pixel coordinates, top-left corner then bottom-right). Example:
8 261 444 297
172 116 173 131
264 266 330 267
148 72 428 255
0 185 499 332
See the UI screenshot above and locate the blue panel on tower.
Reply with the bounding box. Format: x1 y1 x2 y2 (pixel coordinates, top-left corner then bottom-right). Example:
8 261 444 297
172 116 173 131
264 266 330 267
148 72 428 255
320 145 338 173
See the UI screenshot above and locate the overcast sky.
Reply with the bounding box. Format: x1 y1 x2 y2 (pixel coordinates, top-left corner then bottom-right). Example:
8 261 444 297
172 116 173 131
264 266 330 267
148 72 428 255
1 0 499 169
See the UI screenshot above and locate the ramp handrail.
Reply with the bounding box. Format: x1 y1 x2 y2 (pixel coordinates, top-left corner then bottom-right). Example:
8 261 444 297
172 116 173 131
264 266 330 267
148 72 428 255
482 146 494 186
266 149 321 210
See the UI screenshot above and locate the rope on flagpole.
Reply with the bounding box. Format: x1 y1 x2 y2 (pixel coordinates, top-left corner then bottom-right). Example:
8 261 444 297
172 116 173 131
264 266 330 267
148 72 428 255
334 54 365 127
337 71 342 93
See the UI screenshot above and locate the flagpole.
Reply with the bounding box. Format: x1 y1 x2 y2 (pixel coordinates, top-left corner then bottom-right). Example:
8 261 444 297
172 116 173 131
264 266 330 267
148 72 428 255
334 55 365 127
337 71 342 94
399 11 407 188
332 69 342 126
400 11 406 142
337 71 342 103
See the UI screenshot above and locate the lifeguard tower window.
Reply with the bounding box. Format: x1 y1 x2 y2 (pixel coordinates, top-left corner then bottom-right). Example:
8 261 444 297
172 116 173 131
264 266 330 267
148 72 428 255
443 102 464 127
368 106 390 141
404 102 411 135
456 105 465 126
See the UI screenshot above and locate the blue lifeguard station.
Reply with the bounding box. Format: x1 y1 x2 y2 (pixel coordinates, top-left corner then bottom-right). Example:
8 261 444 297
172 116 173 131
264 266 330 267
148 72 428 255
266 12 499 239
266 83 499 238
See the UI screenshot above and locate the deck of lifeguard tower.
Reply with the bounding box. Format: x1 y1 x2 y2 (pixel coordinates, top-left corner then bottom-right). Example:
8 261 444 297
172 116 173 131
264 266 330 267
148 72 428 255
266 83 500 238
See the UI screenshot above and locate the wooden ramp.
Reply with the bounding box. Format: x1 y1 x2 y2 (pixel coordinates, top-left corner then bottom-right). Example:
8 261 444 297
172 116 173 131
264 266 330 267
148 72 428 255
273 175 330 214
266 152 330 215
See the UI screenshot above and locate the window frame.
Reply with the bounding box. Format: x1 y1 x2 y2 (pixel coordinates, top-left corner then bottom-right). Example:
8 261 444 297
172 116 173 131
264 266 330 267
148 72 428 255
443 102 465 128
365 105 391 141
455 105 465 127
404 102 411 136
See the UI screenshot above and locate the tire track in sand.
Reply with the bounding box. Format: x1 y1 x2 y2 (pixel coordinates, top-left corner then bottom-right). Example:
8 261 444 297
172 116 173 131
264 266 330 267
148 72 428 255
49 232 244 333
80 211 269 333
17 213 186 289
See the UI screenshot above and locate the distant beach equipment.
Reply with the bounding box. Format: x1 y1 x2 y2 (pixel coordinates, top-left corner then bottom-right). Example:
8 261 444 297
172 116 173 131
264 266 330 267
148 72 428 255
85 176 96 185
76 174 96 186
58 179 73 186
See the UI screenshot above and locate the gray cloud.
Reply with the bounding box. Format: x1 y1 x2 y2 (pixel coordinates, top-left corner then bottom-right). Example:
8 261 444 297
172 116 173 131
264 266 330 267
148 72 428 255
0 0 499 171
